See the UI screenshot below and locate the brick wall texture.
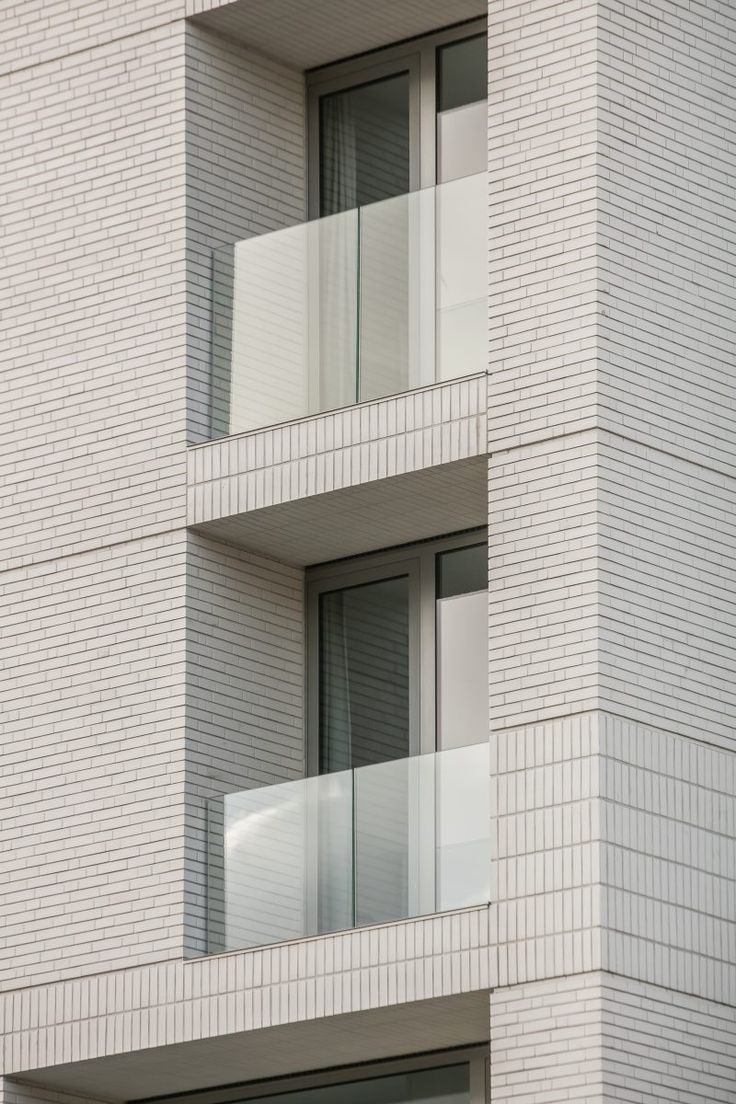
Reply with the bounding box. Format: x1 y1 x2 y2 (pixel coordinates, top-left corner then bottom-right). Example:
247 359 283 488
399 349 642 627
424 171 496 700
3 0 736 1100
490 972 736 1103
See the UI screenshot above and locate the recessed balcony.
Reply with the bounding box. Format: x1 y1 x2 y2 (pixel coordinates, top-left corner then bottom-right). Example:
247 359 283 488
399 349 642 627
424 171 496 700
209 171 487 440
207 742 490 953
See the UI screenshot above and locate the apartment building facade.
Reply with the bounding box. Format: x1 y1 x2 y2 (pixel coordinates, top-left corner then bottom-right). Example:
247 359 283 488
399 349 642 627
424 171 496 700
2 0 736 1100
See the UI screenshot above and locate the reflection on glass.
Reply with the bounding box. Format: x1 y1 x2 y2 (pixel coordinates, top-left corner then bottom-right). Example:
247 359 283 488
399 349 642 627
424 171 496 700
359 192 411 403
354 755 413 925
436 545 488 751
227 1064 470 1104
208 744 489 952
212 210 358 435
320 74 411 217
211 173 487 438
319 576 410 774
208 772 353 952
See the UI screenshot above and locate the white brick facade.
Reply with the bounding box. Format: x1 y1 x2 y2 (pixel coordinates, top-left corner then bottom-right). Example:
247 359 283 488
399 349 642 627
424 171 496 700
2 0 736 1101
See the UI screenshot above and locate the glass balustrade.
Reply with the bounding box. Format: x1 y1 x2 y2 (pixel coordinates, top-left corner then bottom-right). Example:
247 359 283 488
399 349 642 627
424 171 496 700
210 172 487 439
207 742 490 953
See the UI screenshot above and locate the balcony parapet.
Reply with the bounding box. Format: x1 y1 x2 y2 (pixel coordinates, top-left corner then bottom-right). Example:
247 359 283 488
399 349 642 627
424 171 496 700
207 172 487 441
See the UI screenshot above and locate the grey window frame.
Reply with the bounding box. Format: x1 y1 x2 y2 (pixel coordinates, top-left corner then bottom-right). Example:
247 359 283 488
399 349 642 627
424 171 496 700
305 529 486 776
306 18 487 217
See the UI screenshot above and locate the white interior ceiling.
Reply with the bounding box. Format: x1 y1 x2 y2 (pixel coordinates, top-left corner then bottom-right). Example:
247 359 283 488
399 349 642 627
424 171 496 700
188 0 486 70
194 457 488 566
15 993 490 1103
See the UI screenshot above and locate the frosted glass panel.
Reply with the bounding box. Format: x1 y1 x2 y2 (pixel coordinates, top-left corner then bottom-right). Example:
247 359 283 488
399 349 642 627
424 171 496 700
436 743 490 910
213 209 358 435
437 101 487 183
358 192 412 403
436 172 487 380
210 173 487 438
436 591 488 750
208 744 489 952
354 756 414 925
208 772 353 952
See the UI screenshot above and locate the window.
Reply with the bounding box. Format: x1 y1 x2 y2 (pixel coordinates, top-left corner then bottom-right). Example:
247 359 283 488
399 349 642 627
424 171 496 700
319 73 412 216
307 533 487 775
307 23 487 214
436 36 488 184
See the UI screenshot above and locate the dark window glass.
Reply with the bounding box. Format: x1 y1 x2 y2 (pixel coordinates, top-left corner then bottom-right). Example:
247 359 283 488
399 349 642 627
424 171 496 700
437 544 486 599
437 36 487 112
319 73 410 216
436 545 487 750
231 1065 470 1104
319 575 410 773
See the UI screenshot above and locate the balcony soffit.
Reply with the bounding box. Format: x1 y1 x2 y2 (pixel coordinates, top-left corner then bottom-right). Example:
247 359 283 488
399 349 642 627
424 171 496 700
188 0 486 70
14 993 491 1103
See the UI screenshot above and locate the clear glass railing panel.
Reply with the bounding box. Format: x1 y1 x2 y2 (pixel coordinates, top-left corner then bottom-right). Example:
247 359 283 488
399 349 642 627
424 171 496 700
207 742 489 953
207 770 353 953
210 174 487 439
212 209 358 437
358 191 416 403
354 755 419 926
358 172 487 405
353 743 489 928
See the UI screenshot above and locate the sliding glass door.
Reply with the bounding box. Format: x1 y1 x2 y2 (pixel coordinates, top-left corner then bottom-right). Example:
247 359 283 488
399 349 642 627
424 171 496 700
319 74 412 217
306 534 488 927
306 25 487 410
308 23 487 202
308 534 488 772
318 574 412 773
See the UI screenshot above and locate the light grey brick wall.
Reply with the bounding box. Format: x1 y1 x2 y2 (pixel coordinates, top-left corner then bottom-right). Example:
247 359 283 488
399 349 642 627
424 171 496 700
0 533 188 990
491 715 604 991
183 532 305 954
599 715 736 1003
598 0 736 477
599 973 736 1102
0 23 188 573
0 1 182 74
1 0 309 989
185 23 306 443
0 9 194 989
491 711 736 1004
487 0 598 454
488 431 599 731
490 973 604 1102
599 432 736 744
490 972 736 1103
488 0 736 747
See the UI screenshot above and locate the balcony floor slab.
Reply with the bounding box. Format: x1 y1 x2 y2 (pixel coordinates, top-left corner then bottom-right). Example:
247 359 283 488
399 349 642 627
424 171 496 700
188 378 488 564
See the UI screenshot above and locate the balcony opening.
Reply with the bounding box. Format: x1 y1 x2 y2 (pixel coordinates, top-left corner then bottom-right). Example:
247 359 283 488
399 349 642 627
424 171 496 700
210 23 488 439
208 533 489 954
